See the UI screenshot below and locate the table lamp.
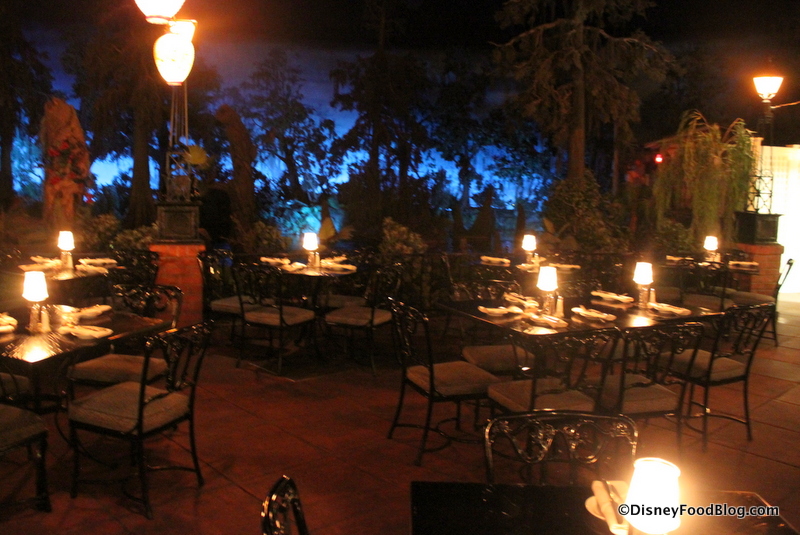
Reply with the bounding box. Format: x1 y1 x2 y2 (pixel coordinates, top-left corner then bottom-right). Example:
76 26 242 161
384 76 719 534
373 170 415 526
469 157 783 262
536 266 558 314
23 270 49 333
58 230 75 270
633 262 653 310
703 235 719 263
623 457 681 534
303 232 319 269
522 234 538 265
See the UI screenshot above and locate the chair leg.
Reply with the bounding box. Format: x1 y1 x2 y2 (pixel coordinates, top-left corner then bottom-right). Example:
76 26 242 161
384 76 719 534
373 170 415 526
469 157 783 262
366 329 377 376
135 439 153 519
35 434 51 512
387 381 407 439
189 414 204 486
415 397 435 466
702 385 711 452
743 379 753 441
70 425 80 498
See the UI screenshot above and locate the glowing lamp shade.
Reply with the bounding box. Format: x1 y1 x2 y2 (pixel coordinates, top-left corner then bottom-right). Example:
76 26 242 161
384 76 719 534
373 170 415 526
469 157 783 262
521 234 537 252
633 262 653 286
23 271 48 302
153 32 195 86
303 232 319 252
168 19 197 41
536 266 558 292
624 457 681 534
703 235 718 252
135 0 186 24
753 76 783 101
58 231 75 251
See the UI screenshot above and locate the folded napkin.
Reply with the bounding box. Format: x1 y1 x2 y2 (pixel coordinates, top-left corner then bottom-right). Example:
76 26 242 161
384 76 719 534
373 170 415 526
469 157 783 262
648 302 691 315
261 257 291 265
478 305 523 316
515 263 540 272
730 260 759 269
571 306 616 322
548 263 581 270
325 255 348 264
77 304 112 319
79 257 117 266
0 313 18 327
76 264 109 274
280 262 307 272
504 292 539 310
591 290 635 303
321 262 357 272
19 261 60 271
666 255 694 265
590 481 629 535
480 256 511 265
58 325 114 339
0 325 14 334
527 313 568 329
31 255 58 264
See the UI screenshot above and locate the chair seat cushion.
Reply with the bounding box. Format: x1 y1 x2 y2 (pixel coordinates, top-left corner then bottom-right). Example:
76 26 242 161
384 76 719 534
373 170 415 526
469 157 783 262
727 291 776 306
0 372 30 397
325 306 392 327
672 349 746 382
210 296 258 314
488 379 594 413
322 294 368 309
0 404 46 452
70 353 167 385
599 374 678 414
682 293 735 312
69 382 189 434
245 305 315 327
408 361 500 397
461 344 533 374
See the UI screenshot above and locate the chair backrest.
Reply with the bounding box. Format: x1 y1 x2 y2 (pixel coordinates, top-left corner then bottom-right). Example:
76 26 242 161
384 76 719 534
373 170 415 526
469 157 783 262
262 475 310 535
388 298 435 383
605 321 706 413
510 329 619 411
110 249 160 286
776 258 794 297
0 358 28 405
233 263 305 318
197 249 236 306
365 264 403 309
708 303 776 374
110 283 183 328
484 410 638 485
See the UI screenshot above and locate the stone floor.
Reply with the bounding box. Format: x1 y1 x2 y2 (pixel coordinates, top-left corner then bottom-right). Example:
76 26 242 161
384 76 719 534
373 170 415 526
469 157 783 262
2 296 800 534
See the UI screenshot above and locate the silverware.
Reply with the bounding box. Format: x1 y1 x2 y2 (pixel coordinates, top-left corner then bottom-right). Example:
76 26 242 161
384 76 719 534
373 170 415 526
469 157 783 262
603 480 626 525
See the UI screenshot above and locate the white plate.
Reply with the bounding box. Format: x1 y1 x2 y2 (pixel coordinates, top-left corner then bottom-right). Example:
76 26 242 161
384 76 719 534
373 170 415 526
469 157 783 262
571 307 616 322
585 496 604 520
478 306 522 316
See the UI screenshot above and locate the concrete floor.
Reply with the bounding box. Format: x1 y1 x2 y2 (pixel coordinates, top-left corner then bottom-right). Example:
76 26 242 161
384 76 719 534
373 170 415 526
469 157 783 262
2 296 800 534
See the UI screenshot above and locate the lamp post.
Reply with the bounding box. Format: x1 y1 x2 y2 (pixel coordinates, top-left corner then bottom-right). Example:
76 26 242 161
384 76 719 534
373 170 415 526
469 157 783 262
750 74 783 214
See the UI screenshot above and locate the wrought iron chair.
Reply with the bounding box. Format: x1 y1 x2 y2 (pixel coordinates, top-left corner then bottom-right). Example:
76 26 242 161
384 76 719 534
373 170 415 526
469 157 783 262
197 248 240 337
233 263 317 374
262 475 311 535
323 264 402 374
67 322 212 519
67 284 183 387
596 321 706 449
108 249 160 286
484 410 638 485
728 258 793 345
670 303 775 449
487 328 619 414
387 298 501 465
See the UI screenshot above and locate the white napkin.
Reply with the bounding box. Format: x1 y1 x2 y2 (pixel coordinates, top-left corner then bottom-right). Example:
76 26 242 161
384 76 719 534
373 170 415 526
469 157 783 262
261 257 291 265
77 304 112 319
280 262 307 272
31 255 58 264
571 306 616 322
648 302 691 315
76 264 109 274
0 325 14 333
480 256 511 265
527 313 568 328
19 260 61 271
515 263 539 272
478 305 523 316
79 257 117 266
591 290 635 303
590 481 629 535
666 255 694 265
0 313 18 327
548 263 581 270
58 325 114 339
325 255 348 264
504 292 539 310
321 262 357 272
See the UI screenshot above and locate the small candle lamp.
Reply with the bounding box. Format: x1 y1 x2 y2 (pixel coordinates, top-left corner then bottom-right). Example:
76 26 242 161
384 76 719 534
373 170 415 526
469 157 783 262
303 232 319 269
623 457 682 534
703 235 720 263
58 230 75 270
521 234 538 265
23 271 50 333
536 266 558 315
633 262 653 310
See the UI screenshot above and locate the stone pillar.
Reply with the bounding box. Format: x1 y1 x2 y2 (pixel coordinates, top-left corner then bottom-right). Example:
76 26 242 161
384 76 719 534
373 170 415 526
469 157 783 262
732 242 785 294
150 242 205 327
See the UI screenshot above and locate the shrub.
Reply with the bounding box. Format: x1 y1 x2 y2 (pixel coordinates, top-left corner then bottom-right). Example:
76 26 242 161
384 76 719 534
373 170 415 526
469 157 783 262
110 224 158 250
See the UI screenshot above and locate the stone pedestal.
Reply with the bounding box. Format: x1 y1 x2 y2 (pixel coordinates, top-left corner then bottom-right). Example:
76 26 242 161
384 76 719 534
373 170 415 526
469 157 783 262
149 242 205 327
732 242 785 295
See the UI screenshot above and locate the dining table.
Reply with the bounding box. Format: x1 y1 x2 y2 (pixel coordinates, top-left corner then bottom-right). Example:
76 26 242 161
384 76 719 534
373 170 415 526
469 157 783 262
411 481 799 535
0 306 171 413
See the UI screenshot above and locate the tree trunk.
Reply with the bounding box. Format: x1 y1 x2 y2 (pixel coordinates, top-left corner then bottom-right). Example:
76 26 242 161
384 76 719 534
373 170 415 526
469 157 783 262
0 126 14 211
215 105 257 227
567 22 586 183
125 106 155 229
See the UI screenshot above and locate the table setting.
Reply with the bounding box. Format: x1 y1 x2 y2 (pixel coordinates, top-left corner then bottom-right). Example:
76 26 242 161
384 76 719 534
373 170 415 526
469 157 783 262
479 255 511 266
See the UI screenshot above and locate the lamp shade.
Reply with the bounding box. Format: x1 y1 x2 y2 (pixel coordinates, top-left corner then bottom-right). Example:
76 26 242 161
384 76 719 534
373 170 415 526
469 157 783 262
624 457 681 534
703 235 718 252
153 32 195 86
753 76 783 101
521 234 537 252
633 262 653 286
302 232 319 251
58 231 75 251
135 0 185 24
536 266 558 292
22 271 48 302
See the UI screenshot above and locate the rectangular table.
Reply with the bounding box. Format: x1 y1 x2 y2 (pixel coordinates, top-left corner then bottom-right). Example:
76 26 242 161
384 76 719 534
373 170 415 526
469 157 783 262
411 481 798 535
0 310 170 413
